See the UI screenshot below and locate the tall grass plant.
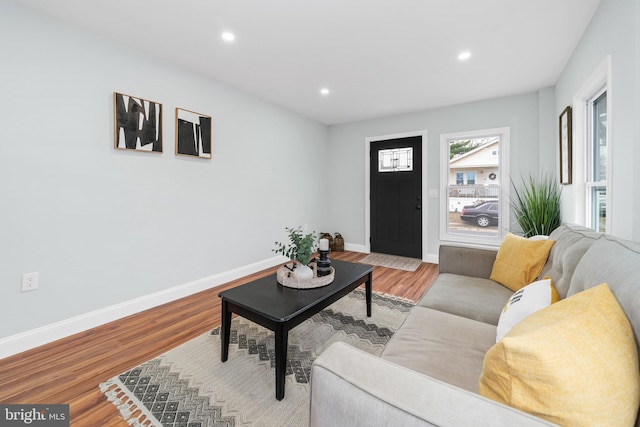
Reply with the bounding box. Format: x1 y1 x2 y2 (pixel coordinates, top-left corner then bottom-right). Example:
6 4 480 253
510 175 562 237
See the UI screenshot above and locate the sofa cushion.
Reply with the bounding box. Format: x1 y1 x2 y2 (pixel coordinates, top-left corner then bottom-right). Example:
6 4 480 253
490 233 555 292
495 278 559 342
537 224 600 298
568 235 640 358
381 307 496 392
479 284 640 427
438 245 497 279
419 273 512 325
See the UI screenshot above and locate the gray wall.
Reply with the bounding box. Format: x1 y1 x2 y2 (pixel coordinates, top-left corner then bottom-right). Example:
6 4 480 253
0 2 328 339
326 92 542 258
554 0 637 240
537 86 557 177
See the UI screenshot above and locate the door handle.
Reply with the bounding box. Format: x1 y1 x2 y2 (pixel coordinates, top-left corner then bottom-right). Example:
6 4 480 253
416 204 422 210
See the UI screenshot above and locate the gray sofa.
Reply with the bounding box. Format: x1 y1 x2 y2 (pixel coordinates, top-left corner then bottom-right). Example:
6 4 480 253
309 224 640 426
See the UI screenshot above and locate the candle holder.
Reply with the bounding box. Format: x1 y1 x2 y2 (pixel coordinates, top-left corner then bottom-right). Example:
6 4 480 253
317 249 332 277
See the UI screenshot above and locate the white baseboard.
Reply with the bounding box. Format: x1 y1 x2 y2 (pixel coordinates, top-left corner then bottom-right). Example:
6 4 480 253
425 253 439 264
344 243 368 253
0 255 287 360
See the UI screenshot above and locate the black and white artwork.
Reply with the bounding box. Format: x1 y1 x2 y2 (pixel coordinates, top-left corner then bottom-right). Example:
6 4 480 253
175 108 212 159
114 92 163 153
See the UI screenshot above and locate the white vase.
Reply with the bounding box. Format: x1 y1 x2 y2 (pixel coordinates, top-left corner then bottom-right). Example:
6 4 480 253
294 263 314 280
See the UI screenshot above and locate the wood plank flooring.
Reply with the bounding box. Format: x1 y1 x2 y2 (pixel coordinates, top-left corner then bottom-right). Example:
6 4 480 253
0 251 438 426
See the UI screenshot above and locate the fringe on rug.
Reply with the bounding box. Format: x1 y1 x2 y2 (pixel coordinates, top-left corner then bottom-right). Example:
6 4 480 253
374 291 416 305
354 287 417 305
99 378 161 427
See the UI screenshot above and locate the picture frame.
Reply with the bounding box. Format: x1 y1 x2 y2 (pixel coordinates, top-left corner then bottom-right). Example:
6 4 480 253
175 108 212 159
559 106 572 184
114 92 163 153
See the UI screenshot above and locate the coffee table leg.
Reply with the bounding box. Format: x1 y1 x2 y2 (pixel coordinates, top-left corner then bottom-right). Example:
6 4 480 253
221 299 231 362
275 323 288 400
365 271 372 317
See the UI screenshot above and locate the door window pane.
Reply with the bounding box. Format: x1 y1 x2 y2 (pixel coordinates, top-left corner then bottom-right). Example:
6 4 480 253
378 147 413 172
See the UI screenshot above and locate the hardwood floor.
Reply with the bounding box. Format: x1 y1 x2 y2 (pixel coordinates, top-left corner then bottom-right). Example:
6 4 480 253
0 251 438 426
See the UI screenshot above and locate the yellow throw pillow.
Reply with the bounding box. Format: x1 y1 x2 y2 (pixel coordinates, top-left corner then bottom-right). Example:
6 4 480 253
495 277 559 342
490 233 555 292
479 284 640 427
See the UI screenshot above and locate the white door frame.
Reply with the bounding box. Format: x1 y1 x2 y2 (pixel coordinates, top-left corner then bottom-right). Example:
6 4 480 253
364 130 428 261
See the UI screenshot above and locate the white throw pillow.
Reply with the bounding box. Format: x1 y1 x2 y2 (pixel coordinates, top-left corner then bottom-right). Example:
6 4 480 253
496 278 559 342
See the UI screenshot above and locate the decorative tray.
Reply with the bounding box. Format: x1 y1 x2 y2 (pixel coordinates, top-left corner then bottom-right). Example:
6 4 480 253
276 263 335 289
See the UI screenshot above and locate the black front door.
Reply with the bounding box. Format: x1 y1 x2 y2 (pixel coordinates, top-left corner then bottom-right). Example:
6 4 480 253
370 136 422 258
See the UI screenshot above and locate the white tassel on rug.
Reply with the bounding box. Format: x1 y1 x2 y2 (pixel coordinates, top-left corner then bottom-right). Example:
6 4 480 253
100 378 162 427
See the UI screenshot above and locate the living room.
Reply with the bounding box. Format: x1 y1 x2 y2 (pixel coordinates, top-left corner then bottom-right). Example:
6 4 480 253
1 0 639 424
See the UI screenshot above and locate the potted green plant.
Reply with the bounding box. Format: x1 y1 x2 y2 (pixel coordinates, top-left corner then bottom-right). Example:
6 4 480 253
510 174 562 237
273 226 316 279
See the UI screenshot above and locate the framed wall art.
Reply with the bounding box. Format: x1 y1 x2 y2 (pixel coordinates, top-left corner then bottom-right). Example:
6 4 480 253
114 92 163 153
175 108 212 159
559 106 572 184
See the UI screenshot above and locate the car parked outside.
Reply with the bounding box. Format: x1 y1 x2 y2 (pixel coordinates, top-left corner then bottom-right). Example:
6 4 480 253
460 201 499 227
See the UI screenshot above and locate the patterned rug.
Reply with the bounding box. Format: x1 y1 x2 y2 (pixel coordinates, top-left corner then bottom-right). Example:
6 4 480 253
99 289 413 427
360 253 423 272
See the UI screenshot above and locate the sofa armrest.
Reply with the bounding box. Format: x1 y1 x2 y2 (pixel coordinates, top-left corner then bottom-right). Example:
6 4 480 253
438 245 498 279
310 342 555 427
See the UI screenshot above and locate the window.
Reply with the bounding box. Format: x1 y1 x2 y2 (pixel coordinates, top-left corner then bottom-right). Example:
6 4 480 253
586 90 607 232
571 55 611 233
440 127 510 245
467 171 476 185
455 171 476 185
378 147 413 172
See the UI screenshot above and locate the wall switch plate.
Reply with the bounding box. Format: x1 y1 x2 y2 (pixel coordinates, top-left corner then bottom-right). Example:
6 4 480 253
22 272 39 291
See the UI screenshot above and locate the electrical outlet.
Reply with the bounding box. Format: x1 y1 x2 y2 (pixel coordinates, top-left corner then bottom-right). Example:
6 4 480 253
22 272 39 292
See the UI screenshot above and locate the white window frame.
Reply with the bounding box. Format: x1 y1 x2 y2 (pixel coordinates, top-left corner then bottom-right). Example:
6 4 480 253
585 89 608 232
572 56 612 233
440 127 510 247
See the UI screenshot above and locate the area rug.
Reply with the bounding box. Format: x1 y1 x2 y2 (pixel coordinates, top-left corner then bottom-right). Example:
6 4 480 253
99 289 414 427
359 253 422 272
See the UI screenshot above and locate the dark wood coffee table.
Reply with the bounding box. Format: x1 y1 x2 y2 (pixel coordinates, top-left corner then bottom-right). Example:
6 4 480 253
219 259 373 400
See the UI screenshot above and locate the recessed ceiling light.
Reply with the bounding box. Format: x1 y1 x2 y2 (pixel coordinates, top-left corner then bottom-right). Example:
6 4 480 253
458 51 471 61
320 88 330 96
222 32 235 42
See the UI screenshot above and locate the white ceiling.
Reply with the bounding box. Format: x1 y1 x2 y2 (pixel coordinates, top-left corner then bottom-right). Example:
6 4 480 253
12 0 601 125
